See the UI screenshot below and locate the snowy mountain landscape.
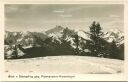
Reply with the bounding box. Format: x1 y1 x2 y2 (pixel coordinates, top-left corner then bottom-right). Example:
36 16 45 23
4 25 124 60
4 23 124 74
4 4 124 75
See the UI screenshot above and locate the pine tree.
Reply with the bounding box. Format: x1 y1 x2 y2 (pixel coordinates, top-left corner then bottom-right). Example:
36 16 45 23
73 33 80 55
62 27 68 39
109 40 119 59
87 21 104 57
118 43 124 60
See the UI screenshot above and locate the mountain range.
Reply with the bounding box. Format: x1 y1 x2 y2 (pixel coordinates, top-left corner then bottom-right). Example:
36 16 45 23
5 25 124 47
4 26 124 59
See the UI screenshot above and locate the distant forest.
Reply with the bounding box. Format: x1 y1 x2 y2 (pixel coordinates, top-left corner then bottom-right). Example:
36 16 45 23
4 21 124 60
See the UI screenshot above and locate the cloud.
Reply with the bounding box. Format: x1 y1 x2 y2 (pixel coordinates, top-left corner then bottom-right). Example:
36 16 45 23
5 5 19 15
60 14 72 18
5 4 123 32
109 15 120 18
53 10 65 13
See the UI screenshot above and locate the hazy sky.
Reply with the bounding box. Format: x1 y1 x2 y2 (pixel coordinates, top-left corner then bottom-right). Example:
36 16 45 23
5 4 124 32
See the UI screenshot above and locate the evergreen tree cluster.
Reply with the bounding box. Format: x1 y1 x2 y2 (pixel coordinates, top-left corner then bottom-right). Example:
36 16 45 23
81 21 124 60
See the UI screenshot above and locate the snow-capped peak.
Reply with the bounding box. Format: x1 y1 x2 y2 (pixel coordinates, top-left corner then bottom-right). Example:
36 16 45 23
109 29 121 34
103 29 124 46
78 30 90 40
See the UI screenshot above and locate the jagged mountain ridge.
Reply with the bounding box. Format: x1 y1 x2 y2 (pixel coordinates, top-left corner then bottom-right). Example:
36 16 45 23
5 27 124 47
103 29 124 46
5 31 48 47
4 26 124 59
45 25 64 34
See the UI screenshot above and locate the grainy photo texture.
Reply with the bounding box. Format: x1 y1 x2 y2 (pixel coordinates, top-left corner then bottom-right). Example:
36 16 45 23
4 4 124 74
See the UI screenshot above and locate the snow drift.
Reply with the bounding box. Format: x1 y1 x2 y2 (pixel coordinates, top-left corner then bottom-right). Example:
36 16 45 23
4 56 123 74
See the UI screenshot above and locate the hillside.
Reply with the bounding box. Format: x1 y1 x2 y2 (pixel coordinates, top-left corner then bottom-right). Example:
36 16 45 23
4 56 123 74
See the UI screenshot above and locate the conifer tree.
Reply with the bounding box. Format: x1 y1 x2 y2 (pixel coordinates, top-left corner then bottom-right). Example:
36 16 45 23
87 21 105 57
73 33 79 55
109 40 119 59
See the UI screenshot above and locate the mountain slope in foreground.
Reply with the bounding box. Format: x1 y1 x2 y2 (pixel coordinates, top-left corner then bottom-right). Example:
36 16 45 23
4 56 123 74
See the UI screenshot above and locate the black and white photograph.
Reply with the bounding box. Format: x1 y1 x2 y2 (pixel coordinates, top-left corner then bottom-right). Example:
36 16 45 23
4 3 124 76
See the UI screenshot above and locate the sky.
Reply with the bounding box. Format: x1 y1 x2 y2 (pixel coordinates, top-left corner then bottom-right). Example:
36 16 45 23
5 4 124 32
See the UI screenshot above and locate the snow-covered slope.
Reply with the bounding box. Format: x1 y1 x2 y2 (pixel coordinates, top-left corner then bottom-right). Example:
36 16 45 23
47 26 77 47
78 30 90 40
5 56 123 74
103 29 124 46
